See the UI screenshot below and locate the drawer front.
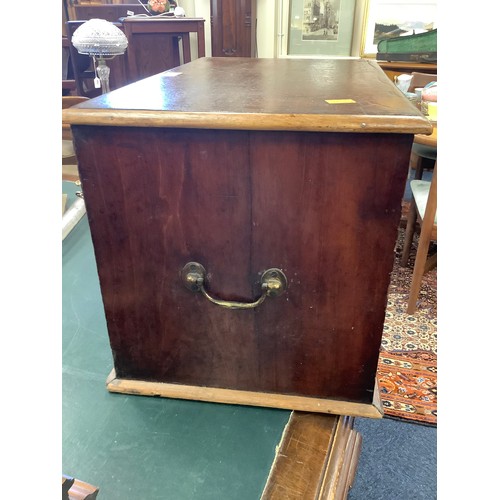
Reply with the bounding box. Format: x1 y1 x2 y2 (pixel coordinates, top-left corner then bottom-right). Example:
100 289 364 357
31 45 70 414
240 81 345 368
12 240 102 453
73 125 412 405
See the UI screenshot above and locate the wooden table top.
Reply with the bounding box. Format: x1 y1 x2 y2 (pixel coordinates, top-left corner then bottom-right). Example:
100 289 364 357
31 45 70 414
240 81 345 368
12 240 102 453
63 57 433 134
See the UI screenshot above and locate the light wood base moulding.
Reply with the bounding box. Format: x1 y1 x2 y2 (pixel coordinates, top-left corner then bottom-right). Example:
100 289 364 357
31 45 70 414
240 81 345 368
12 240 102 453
106 369 383 418
261 411 362 500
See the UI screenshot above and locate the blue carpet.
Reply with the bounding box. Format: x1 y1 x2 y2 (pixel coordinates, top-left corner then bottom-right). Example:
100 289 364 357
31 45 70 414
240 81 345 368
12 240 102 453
349 417 437 499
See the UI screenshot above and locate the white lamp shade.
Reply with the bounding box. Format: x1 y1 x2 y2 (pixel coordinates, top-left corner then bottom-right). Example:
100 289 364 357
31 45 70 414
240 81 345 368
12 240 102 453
72 18 128 57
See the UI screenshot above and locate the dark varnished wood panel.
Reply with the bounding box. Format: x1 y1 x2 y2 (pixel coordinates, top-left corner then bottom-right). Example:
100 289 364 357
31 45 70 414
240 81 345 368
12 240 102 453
210 0 256 57
73 125 411 404
125 33 181 82
74 4 144 22
74 126 259 389
250 131 411 403
122 18 206 84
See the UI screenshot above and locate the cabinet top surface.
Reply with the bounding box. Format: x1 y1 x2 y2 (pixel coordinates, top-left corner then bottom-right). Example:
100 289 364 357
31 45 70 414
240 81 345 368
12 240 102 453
64 57 432 134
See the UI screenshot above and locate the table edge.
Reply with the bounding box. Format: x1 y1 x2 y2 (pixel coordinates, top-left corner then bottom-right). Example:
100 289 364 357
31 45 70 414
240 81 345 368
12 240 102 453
63 108 433 134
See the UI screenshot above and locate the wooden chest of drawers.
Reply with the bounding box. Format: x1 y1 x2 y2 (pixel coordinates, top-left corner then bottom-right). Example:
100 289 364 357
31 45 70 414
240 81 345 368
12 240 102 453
64 57 431 417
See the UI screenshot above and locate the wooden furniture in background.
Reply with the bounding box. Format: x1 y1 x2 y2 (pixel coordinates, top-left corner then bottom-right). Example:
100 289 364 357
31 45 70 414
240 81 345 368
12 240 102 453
74 3 147 21
65 17 205 95
377 61 438 184
261 412 362 500
210 0 256 57
63 97 89 152
122 17 206 83
62 37 77 95
402 162 437 314
63 96 89 181
410 123 437 181
66 20 129 97
62 97 88 240
377 61 437 84
408 71 437 92
63 57 431 416
64 17 134 96
414 124 437 149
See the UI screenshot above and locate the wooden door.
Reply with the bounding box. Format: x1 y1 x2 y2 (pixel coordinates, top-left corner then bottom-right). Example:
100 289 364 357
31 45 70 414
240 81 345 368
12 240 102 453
210 0 256 57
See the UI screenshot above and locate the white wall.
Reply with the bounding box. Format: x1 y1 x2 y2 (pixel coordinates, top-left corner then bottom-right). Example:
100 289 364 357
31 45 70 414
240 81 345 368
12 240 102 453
188 0 276 58
181 0 212 58
256 0 277 58
257 0 368 58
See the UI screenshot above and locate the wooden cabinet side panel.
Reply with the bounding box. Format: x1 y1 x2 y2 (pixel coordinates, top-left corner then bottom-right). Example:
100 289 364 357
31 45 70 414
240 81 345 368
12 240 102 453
72 126 411 404
249 131 412 402
73 126 260 387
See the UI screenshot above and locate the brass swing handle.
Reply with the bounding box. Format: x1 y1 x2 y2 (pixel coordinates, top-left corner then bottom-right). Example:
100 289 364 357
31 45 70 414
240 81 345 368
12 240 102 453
181 262 287 310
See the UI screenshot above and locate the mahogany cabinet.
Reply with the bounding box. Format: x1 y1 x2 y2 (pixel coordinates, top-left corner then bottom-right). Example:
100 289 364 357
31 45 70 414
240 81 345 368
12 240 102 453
64 58 431 417
210 0 256 57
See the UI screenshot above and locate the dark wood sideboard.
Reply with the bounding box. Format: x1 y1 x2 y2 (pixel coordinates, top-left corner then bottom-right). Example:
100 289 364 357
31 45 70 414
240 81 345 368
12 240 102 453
65 16 205 97
63 58 431 416
73 3 148 22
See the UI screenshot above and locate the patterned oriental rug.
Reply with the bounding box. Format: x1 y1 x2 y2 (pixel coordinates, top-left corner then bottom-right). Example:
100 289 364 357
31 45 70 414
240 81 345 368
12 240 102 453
377 221 437 426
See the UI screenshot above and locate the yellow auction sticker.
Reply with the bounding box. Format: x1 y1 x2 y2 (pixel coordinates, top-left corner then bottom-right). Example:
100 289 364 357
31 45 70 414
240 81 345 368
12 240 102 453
325 99 356 104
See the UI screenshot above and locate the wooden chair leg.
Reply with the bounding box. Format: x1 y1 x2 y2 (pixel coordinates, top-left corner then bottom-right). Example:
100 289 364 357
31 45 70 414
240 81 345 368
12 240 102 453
407 230 432 315
401 200 417 267
413 154 424 180
424 252 437 273
407 166 437 314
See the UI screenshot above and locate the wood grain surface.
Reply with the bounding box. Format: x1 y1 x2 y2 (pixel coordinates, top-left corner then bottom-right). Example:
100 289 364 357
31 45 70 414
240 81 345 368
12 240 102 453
63 58 432 134
106 370 383 418
73 124 411 404
261 412 362 499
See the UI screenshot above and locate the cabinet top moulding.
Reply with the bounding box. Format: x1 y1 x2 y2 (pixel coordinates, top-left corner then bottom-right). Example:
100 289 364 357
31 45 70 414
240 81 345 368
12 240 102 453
63 57 432 135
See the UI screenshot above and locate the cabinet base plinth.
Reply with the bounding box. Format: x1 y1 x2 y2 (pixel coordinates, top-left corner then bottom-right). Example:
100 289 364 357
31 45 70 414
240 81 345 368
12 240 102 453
106 369 383 419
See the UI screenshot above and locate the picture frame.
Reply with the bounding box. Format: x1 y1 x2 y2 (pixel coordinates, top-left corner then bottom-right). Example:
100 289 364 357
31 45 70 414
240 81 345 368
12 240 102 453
360 0 437 58
282 0 357 57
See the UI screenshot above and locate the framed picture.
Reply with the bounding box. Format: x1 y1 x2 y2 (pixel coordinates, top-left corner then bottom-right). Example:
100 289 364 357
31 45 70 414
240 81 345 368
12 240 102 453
281 0 357 57
361 0 437 57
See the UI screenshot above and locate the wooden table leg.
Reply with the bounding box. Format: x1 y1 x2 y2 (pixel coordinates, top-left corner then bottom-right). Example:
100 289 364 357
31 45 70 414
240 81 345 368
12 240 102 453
261 412 362 500
62 475 99 500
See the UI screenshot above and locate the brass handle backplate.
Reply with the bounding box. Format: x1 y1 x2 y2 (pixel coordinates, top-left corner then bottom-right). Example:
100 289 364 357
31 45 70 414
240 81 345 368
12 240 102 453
181 262 287 310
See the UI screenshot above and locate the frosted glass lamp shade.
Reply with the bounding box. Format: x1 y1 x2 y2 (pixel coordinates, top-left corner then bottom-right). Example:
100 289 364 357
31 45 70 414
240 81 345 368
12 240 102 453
71 18 128 57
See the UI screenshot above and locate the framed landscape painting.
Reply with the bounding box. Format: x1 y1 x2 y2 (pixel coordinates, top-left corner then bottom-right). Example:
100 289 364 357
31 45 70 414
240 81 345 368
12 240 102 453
361 0 437 57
